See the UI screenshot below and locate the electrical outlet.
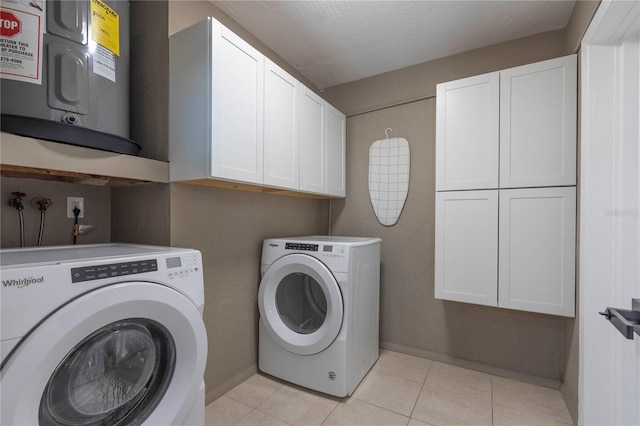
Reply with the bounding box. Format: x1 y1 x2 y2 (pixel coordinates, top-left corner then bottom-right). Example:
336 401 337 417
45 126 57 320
67 197 85 218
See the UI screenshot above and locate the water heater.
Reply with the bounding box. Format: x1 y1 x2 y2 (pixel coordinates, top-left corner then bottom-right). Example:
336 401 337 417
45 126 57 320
0 0 139 155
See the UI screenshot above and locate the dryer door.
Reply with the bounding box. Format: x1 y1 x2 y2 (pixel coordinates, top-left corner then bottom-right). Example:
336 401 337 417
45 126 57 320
0 282 207 426
259 254 343 355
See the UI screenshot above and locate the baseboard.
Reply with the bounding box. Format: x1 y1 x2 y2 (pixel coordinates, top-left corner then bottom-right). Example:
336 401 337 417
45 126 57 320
560 381 579 424
380 340 563 390
204 364 258 405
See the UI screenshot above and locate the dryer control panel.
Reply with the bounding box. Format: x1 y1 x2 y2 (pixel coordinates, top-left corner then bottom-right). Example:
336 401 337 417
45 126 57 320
320 244 347 259
285 243 318 251
284 242 347 259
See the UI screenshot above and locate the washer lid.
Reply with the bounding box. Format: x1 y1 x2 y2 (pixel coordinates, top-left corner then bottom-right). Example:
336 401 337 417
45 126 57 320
1 281 207 426
0 243 187 268
259 254 343 356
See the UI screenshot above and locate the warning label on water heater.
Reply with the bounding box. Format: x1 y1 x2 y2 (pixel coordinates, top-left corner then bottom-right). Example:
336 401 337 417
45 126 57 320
90 0 119 56
0 1 44 84
93 44 115 82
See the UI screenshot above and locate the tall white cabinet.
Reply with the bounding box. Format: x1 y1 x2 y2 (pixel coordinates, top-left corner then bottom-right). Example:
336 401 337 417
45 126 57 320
435 55 577 317
435 72 499 191
498 187 576 317
170 17 346 198
435 190 498 306
499 56 577 188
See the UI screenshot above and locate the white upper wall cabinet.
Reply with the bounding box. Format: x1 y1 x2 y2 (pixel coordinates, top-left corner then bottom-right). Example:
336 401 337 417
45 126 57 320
169 18 212 183
211 24 265 184
500 56 577 188
434 54 577 317
436 73 499 191
170 17 346 198
435 190 499 306
264 59 299 191
299 87 327 195
498 187 576 317
435 54 577 191
169 18 264 185
326 104 346 197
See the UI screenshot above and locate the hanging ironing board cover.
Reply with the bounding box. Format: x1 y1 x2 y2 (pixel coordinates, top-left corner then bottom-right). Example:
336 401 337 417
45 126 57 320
368 137 410 226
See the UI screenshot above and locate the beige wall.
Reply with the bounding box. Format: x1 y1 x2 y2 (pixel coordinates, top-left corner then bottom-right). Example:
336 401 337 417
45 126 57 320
1 177 111 248
169 183 328 402
323 4 599 422
322 30 566 116
130 2 169 161
1 0 599 418
111 183 171 246
331 98 567 379
126 0 331 403
127 0 598 415
168 1 319 92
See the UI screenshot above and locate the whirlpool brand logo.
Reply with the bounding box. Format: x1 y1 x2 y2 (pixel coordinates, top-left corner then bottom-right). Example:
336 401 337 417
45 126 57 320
2 276 44 288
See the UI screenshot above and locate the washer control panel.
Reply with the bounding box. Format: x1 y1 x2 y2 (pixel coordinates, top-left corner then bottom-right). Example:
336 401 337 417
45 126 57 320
165 252 200 280
70 252 202 283
71 259 158 283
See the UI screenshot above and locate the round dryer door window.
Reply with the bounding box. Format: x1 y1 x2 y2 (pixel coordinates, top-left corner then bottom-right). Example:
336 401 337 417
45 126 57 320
276 273 327 334
259 254 343 355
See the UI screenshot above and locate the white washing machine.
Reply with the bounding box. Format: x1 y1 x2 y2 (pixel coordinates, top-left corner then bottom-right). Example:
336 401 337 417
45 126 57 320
258 236 381 397
0 243 208 426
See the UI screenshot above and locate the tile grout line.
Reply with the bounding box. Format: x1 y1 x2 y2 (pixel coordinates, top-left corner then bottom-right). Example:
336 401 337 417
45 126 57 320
233 408 255 426
408 361 433 421
223 376 283 409
490 375 494 426
318 396 344 426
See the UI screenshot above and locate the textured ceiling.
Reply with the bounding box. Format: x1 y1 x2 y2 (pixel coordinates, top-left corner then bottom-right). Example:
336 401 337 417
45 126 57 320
211 0 576 89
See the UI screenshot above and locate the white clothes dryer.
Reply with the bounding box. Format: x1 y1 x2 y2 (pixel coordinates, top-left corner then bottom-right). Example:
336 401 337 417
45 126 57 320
258 236 381 397
0 243 208 426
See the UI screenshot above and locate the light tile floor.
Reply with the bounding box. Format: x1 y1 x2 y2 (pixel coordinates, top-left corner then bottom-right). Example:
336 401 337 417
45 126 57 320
205 350 574 426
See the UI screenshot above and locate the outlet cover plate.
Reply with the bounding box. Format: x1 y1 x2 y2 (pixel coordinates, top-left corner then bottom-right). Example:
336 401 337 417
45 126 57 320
67 197 85 218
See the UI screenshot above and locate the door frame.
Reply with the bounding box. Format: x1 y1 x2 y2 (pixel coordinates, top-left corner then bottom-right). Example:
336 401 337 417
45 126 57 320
579 0 640 424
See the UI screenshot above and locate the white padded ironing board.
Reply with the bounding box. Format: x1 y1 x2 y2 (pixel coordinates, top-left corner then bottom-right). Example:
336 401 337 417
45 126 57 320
368 137 410 226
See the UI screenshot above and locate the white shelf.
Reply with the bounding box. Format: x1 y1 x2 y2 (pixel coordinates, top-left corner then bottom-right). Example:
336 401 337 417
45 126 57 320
0 132 169 184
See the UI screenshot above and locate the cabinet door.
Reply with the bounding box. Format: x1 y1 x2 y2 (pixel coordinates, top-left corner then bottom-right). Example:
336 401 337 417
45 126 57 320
498 187 576 317
211 23 264 184
435 190 498 306
299 87 326 194
436 72 499 191
500 55 577 188
263 59 299 190
325 104 346 197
